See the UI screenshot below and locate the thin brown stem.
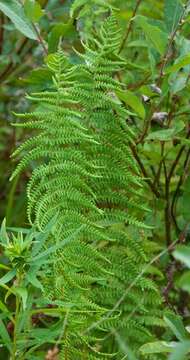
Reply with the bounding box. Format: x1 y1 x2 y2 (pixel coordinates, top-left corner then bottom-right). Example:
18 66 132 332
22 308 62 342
32 23 48 55
162 262 175 307
137 3 189 144
163 222 190 310
162 125 190 245
0 37 29 82
158 1 190 85
136 106 155 145
130 144 160 198
153 103 176 188
167 139 189 184
0 13 4 54
171 149 190 233
153 142 165 188
119 0 143 53
127 72 150 90
163 159 172 247
157 32 178 86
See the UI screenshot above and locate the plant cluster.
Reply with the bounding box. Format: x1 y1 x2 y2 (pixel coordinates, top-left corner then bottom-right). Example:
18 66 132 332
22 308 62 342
1 0 190 359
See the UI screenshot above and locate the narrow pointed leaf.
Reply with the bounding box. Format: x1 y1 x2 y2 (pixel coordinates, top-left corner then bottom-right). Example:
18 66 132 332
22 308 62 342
0 0 37 39
0 319 12 352
0 268 16 286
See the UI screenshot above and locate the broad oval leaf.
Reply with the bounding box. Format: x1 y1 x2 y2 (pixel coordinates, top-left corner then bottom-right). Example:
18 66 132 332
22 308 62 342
24 0 44 23
147 128 175 141
164 313 188 341
48 21 75 53
134 15 167 55
169 341 190 360
116 89 145 119
164 0 183 33
166 54 190 74
173 245 190 269
178 271 190 293
140 341 175 354
147 120 185 141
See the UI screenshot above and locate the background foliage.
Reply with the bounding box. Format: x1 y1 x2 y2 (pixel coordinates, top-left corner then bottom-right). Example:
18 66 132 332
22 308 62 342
1 0 190 359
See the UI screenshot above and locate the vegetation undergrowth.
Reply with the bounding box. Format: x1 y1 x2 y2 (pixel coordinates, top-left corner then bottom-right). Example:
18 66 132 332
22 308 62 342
1 0 190 359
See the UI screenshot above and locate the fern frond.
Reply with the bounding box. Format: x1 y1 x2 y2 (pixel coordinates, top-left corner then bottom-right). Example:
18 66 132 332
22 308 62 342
11 15 163 359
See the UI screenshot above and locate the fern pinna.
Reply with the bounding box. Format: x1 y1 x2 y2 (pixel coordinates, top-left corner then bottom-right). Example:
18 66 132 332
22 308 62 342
11 15 164 359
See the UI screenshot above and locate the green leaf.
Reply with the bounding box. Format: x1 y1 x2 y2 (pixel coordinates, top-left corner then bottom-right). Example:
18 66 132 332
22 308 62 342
186 326 190 334
140 341 175 354
164 0 183 33
177 192 190 221
145 265 164 279
134 15 167 55
170 74 188 94
0 264 11 271
0 300 13 322
126 61 147 71
69 0 111 19
170 120 185 134
0 268 16 285
32 215 57 257
178 271 190 293
178 137 190 146
0 319 12 352
24 0 44 23
6 226 30 234
0 218 9 246
173 245 190 268
26 269 43 290
115 331 138 360
147 120 185 141
164 313 187 341
70 0 87 18
48 21 75 53
31 225 85 263
0 0 37 39
146 128 173 141
23 68 53 91
128 40 148 48
169 341 190 360
24 322 63 351
139 85 156 98
166 55 190 74
13 287 28 310
116 89 145 119
148 48 156 79
0 300 10 314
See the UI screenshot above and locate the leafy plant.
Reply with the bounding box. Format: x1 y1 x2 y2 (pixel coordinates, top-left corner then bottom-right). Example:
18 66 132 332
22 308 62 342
0 217 68 359
1 0 190 359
